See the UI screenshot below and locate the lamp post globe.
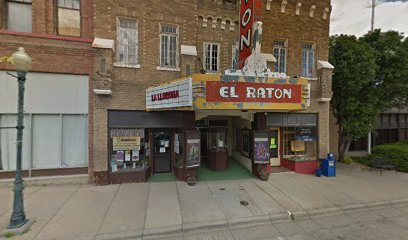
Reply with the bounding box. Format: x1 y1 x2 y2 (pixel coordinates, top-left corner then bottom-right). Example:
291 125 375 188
7 47 31 229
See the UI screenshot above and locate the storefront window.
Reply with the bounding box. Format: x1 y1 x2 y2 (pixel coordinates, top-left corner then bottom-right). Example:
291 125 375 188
282 127 317 161
110 128 149 173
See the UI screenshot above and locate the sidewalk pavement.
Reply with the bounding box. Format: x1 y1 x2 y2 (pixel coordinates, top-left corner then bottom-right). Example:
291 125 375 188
1 164 408 240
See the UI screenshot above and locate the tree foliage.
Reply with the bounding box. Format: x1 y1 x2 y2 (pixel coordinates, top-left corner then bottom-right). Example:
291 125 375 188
329 30 408 161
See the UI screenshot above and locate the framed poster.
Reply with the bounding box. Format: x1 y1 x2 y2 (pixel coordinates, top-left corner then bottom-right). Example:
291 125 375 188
186 130 201 168
253 131 269 164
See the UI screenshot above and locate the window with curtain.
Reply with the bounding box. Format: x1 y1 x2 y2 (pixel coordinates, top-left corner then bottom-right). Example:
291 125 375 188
160 24 178 68
0 115 31 170
204 43 220 72
116 18 138 65
57 0 81 37
302 43 315 77
273 40 287 73
0 114 88 171
6 0 32 32
62 115 88 167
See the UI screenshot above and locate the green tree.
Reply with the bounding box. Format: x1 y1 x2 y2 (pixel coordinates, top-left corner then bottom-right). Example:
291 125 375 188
330 31 408 161
360 30 408 107
329 35 377 162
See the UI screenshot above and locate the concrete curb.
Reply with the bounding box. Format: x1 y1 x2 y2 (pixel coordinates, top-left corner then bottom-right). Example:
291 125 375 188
95 230 143 240
228 215 271 229
183 219 229 233
306 206 343 218
142 224 182 239
389 198 408 208
340 203 368 213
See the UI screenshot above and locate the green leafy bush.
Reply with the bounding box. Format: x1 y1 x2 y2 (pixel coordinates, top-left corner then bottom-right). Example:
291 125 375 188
369 141 408 172
344 157 353 164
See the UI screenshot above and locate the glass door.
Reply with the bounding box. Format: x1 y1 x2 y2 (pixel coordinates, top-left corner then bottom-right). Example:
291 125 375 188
269 129 280 166
153 130 172 173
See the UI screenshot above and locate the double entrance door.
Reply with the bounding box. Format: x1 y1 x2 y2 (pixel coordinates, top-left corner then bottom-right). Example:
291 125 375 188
152 130 172 173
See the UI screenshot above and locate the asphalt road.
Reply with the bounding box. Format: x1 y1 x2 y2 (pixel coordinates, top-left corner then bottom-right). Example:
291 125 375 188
179 204 408 240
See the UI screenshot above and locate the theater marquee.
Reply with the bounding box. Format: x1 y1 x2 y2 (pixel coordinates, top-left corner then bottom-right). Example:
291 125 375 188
146 78 193 110
146 74 309 111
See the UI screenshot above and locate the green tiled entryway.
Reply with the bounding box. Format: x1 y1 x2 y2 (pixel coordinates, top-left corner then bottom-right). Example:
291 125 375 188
148 173 178 182
197 158 254 181
149 158 253 182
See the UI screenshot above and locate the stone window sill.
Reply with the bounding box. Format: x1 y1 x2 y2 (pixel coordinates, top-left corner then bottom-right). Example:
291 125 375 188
303 77 318 81
156 66 180 72
113 63 141 69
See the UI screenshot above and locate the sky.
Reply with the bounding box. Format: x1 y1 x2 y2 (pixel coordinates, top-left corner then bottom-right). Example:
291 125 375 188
330 0 408 37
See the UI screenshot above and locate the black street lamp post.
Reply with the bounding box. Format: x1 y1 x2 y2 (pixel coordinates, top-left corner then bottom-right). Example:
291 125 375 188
4 47 32 229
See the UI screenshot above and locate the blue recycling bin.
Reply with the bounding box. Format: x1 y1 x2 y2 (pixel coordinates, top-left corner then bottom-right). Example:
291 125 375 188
321 153 336 177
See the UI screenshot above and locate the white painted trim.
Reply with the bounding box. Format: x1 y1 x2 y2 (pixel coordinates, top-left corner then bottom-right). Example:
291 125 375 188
303 77 318 81
181 45 197 56
92 38 115 50
156 66 181 72
113 63 141 68
317 60 334 70
317 98 331 102
93 89 112 95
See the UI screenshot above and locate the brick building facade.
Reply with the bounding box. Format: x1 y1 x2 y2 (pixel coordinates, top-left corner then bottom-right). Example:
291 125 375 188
91 0 333 184
0 0 333 183
0 0 93 178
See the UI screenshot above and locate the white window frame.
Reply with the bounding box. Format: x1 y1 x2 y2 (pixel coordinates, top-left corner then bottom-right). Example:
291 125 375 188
203 42 220 72
159 24 179 69
302 43 315 77
116 17 139 67
273 40 287 74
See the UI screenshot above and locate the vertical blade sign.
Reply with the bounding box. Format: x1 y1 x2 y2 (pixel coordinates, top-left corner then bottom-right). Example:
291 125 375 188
238 0 254 69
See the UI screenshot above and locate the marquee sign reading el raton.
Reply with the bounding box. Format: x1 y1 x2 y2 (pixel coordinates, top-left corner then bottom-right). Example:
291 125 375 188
205 81 302 104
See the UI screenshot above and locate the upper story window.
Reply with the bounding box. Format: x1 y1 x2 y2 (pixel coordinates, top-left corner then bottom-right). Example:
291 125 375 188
231 44 238 69
6 0 32 32
160 24 178 68
116 18 138 66
57 0 81 37
302 43 315 77
273 40 287 73
204 43 220 72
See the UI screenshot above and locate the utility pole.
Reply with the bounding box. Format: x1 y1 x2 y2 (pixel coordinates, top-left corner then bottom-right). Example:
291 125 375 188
371 0 376 31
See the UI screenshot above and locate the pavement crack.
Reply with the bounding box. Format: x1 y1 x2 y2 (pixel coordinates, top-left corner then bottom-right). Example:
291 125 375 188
32 184 81 240
94 184 120 240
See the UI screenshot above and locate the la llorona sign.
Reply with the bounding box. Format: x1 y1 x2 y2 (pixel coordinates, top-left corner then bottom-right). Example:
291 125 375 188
206 82 302 103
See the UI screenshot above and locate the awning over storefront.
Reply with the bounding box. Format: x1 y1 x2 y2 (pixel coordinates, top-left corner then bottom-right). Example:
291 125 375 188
146 73 310 111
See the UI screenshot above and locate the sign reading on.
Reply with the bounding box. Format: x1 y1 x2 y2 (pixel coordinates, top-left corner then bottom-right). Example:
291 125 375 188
238 0 254 69
146 78 192 110
238 0 262 69
206 82 302 103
